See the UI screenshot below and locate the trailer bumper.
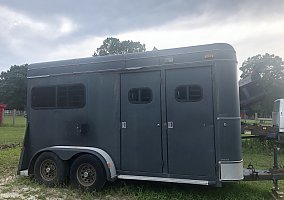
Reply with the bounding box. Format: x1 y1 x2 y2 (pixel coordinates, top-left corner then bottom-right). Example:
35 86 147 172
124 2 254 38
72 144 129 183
219 160 243 181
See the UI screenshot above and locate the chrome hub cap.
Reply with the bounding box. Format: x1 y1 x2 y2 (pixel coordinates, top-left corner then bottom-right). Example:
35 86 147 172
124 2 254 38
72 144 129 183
40 159 57 181
83 171 89 178
77 163 96 187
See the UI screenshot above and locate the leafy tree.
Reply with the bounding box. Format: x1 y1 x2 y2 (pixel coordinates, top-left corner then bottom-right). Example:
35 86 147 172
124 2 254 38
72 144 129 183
0 64 28 110
93 37 146 56
240 53 284 80
240 53 284 115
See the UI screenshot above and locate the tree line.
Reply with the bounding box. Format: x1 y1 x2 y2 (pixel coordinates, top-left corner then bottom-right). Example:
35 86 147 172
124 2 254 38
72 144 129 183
0 64 28 110
0 37 283 115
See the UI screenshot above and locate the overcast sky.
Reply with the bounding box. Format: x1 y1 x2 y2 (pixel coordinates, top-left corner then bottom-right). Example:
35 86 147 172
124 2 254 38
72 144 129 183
1 0 284 75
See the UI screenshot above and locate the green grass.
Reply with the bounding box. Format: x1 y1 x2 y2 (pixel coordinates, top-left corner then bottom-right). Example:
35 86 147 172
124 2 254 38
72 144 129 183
0 147 21 176
0 115 26 145
0 123 283 199
0 126 26 145
0 148 277 200
1 115 26 127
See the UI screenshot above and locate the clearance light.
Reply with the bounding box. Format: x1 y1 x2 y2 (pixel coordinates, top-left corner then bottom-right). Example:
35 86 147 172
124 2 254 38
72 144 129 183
205 54 214 59
164 57 174 63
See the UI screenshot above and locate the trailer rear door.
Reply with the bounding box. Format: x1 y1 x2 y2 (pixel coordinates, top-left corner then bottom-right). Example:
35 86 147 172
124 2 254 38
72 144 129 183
166 66 216 179
121 71 163 173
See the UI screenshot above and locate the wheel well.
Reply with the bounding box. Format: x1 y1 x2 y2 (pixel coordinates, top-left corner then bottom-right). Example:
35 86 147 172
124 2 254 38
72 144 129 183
68 153 107 176
28 150 53 176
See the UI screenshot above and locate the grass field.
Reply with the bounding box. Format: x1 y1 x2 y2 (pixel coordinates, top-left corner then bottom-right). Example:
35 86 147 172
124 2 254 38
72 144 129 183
0 115 26 145
0 116 283 199
1 115 26 127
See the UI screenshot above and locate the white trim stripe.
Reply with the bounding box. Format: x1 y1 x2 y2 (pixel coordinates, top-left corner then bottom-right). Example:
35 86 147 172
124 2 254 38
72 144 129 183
217 117 241 120
117 175 209 185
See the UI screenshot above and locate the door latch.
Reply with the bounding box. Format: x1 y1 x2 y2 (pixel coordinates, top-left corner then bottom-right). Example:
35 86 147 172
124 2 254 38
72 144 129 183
121 122 127 129
168 122 174 129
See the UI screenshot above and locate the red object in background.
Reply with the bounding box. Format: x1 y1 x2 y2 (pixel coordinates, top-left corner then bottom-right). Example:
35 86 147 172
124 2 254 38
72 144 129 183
0 104 6 126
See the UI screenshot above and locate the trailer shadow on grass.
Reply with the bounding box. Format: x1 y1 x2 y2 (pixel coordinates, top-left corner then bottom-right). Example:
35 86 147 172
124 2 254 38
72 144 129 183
9 176 273 200
102 179 272 200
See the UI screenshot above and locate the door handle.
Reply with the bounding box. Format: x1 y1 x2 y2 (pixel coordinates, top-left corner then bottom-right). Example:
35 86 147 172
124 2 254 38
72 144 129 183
157 123 161 127
168 122 174 129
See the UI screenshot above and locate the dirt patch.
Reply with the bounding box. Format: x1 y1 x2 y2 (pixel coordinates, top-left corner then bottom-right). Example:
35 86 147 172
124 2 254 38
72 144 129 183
0 143 20 150
0 175 129 200
0 191 25 199
0 175 69 200
0 176 37 200
0 176 21 200
0 175 14 186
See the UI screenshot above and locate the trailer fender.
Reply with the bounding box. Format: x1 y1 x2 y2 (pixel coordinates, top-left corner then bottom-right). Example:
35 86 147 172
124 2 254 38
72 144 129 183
29 146 117 181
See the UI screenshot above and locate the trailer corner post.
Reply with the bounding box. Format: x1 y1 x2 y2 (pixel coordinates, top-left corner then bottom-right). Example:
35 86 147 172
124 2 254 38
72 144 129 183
13 109 16 126
272 145 284 199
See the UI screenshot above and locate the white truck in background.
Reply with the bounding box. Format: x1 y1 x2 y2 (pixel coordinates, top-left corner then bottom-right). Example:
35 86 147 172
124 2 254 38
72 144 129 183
273 99 284 133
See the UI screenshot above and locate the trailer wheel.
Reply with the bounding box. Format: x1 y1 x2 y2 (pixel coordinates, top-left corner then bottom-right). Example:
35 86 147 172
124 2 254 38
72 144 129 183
34 152 68 187
70 154 106 191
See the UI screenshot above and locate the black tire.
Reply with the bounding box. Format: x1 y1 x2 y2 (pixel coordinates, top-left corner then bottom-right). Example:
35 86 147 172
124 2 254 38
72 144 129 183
34 152 68 187
70 154 106 191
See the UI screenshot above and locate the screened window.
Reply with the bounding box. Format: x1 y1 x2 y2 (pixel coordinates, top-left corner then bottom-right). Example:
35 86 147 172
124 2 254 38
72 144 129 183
32 86 56 108
128 88 139 103
128 88 152 104
176 85 203 102
57 84 85 108
31 84 85 109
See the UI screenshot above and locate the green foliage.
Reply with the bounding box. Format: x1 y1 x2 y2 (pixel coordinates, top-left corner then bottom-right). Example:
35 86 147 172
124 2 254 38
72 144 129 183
242 138 275 155
240 53 284 80
0 64 28 110
240 53 284 115
94 37 146 56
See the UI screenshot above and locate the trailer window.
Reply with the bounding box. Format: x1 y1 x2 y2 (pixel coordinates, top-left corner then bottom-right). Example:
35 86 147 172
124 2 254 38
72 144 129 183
32 84 85 109
140 88 152 102
57 84 85 108
32 86 56 108
175 85 202 102
128 88 152 104
128 88 139 103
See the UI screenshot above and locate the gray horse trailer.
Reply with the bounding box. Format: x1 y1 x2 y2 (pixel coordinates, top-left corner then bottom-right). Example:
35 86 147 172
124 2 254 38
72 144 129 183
18 43 243 190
